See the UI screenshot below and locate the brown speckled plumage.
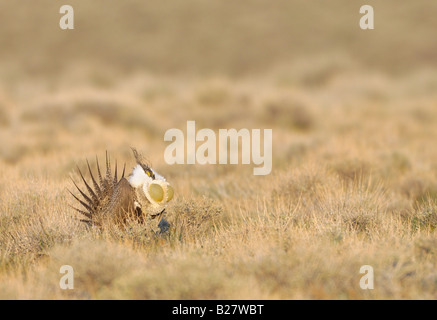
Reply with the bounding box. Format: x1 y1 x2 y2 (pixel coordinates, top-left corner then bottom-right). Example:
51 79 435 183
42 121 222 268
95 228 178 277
69 150 168 227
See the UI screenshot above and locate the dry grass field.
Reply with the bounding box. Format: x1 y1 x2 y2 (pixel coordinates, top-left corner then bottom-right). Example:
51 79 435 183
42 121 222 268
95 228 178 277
0 1 437 299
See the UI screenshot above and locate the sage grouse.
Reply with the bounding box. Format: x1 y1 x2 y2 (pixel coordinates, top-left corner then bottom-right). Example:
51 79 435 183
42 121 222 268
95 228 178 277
70 149 174 228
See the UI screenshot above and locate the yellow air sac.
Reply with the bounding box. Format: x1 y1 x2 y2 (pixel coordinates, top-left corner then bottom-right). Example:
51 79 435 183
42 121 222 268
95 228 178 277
167 185 174 202
149 183 164 202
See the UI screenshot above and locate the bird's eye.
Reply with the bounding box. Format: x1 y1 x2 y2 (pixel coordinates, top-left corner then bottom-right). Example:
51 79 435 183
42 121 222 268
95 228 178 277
146 169 155 179
141 164 155 179
149 183 164 202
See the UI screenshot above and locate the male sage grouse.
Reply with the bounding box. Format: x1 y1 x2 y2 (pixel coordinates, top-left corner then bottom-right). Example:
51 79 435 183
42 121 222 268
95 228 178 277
69 148 173 232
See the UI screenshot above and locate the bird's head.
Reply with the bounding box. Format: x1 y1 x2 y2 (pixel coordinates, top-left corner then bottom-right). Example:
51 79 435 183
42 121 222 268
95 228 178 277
128 149 174 216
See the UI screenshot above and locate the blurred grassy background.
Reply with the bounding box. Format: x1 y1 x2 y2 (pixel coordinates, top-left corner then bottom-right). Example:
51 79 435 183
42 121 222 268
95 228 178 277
1 1 437 299
1 0 437 77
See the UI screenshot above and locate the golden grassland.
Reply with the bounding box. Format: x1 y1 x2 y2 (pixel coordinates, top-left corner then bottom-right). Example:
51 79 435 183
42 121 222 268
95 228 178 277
1 0 437 300
0 62 437 299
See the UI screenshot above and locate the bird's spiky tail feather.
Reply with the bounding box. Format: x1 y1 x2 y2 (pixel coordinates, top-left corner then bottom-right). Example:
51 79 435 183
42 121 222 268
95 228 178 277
69 152 126 225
